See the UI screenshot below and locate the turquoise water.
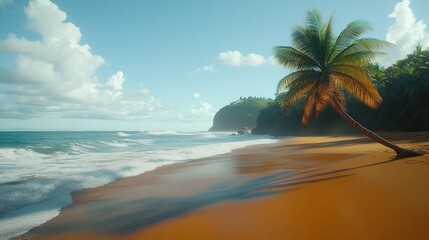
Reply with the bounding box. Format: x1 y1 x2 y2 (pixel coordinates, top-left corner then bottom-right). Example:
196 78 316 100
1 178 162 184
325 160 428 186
0 131 277 239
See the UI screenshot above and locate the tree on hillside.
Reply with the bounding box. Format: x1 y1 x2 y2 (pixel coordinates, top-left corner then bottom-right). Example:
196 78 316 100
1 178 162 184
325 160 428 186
274 10 423 157
384 46 429 131
209 97 272 131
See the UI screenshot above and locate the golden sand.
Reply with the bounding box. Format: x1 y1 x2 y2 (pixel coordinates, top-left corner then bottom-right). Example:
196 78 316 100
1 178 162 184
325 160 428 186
23 132 429 240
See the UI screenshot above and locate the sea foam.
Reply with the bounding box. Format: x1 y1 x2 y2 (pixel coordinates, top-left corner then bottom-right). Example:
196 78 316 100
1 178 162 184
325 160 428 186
0 132 278 239
0 148 46 162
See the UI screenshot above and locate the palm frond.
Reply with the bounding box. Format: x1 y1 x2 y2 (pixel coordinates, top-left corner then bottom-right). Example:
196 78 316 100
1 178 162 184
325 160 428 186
353 38 392 50
328 20 372 61
291 10 333 67
282 79 317 110
332 64 373 85
332 72 382 108
276 69 320 93
302 87 317 125
306 9 325 36
291 25 317 59
273 46 320 69
307 10 328 66
331 38 391 64
313 82 334 117
301 82 333 125
323 14 335 61
334 50 386 66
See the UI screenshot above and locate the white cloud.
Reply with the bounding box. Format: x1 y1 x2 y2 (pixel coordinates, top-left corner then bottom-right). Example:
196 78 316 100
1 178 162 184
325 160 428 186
190 102 214 118
193 64 214 73
218 50 271 66
106 71 125 91
193 92 200 99
382 0 429 66
0 0 170 120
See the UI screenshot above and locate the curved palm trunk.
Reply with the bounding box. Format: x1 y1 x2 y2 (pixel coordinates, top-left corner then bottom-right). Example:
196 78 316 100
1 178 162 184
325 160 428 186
331 99 423 158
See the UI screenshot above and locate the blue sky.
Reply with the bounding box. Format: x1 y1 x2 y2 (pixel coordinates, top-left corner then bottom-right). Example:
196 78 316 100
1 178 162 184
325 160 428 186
0 0 428 131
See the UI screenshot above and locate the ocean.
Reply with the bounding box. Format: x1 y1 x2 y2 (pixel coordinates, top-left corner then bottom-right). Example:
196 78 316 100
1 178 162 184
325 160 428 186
0 131 277 239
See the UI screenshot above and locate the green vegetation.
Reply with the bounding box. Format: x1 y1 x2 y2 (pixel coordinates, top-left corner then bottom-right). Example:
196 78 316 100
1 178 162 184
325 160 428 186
253 97 352 136
261 10 422 157
254 47 429 141
371 46 429 131
209 97 271 131
254 47 429 137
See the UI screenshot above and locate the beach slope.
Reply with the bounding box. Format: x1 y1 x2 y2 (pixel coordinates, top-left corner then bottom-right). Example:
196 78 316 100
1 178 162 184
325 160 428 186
23 132 429 240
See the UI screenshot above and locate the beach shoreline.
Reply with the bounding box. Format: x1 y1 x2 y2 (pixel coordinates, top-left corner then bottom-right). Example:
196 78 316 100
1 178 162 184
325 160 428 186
1 132 276 240
20 132 429 240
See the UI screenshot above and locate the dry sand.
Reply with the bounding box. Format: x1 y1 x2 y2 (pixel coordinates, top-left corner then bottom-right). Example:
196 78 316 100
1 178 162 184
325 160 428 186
21 132 429 240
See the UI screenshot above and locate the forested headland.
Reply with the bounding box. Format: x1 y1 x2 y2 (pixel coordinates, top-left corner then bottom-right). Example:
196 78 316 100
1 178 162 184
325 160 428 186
211 48 429 136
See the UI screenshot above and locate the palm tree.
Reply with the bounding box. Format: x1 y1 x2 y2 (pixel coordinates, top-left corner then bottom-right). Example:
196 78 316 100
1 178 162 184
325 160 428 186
274 10 423 158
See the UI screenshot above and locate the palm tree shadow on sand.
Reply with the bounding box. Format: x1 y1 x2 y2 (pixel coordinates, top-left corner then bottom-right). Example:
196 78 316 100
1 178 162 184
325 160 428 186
30 154 399 236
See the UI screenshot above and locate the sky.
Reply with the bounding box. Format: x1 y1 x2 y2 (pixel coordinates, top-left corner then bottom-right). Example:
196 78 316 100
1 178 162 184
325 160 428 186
0 0 428 131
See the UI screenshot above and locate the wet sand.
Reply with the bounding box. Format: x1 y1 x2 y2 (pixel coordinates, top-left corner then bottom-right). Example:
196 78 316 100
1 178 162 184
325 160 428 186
21 132 429 240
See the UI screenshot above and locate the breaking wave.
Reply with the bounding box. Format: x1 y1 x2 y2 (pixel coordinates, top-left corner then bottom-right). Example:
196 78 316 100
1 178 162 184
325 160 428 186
0 131 278 239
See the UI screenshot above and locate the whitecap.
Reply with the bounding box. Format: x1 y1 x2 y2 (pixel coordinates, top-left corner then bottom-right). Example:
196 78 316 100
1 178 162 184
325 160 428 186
0 148 46 162
0 132 280 239
116 132 130 137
